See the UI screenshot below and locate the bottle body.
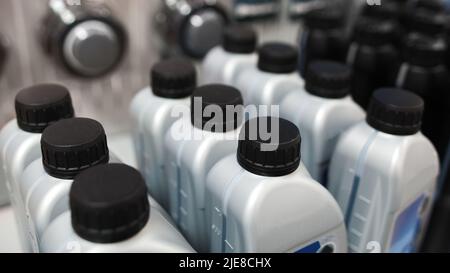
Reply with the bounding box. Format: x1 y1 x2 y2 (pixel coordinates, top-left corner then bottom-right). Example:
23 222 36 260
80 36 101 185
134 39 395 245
164 117 240 252
130 87 190 209
235 68 304 108
299 28 348 77
207 154 347 253
347 43 399 109
0 120 17 206
280 91 365 185
328 122 439 253
20 154 120 252
201 47 257 86
395 63 450 155
395 62 450 195
40 208 195 253
0 120 42 252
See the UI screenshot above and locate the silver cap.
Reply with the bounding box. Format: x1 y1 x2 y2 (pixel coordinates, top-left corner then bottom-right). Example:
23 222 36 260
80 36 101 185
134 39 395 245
182 8 226 58
63 20 122 77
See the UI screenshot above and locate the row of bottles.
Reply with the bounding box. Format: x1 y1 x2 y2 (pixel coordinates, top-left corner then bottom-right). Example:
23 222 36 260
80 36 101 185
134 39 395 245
130 57 347 252
0 0 449 253
0 84 194 253
127 0 446 250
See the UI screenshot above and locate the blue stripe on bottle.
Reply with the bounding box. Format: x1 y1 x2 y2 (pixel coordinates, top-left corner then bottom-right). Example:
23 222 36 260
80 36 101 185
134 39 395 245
175 140 188 227
345 131 378 226
221 213 227 253
345 175 361 226
177 168 181 224
219 170 246 253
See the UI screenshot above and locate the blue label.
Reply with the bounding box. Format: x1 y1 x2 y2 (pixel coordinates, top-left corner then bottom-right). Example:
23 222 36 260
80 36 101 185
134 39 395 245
389 195 425 253
295 241 321 253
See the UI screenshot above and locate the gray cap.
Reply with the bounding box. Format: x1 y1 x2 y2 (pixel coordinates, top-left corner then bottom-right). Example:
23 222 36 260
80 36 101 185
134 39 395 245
63 20 123 77
182 8 227 59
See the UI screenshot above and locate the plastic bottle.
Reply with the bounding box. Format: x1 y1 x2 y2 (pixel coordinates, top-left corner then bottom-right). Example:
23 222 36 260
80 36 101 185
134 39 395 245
328 88 439 253
0 84 74 252
130 59 196 209
280 60 364 185
235 42 304 107
40 163 194 253
299 8 348 77
346 16 399 109
201 25 257 86
164 84 244 252
395 33 449 166
207 117 347 253
20 118 118 252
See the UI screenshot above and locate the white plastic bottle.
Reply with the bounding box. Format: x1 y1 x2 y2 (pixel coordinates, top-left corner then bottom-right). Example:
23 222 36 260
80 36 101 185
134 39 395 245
201 25 257 85
40 163 194 253
328 88 439 253
280 61 365 185
0 84 74 252
20 118 118 252
130 59 196 209
165 84 244 252
206 117 347 253
235 42 304 107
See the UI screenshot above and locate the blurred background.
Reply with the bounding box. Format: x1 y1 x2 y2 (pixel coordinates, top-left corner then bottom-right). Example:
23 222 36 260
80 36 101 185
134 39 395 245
1 0 450 253
0 0 354 135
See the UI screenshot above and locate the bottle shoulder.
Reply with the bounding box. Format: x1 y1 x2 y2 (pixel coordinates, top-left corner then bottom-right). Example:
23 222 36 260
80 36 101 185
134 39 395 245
167 118 241 150
336 122 437 163
142 99 190 136
130 87 153 117
371 132 439 180
203 46 226 63
5 131 41 159
284 92 363 122
313 97 365 136
41 209 195 253
330 121 371 156
131 87 190 119
240 68 299 86
0 119 19 146
22 153 119 198
180 130 240 174
206 154 242 198
21 159 48 194
1 120 40 153
26 166 72 205
227 168 344 249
